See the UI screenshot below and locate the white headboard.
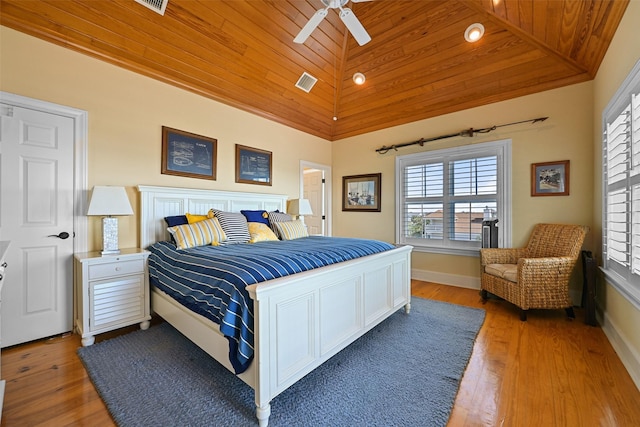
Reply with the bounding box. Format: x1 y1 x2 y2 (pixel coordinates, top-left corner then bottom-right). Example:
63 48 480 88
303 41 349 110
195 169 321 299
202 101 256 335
137 185 288 248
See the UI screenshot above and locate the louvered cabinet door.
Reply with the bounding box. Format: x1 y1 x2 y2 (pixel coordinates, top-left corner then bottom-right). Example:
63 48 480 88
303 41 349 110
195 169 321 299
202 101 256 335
74 249 151 346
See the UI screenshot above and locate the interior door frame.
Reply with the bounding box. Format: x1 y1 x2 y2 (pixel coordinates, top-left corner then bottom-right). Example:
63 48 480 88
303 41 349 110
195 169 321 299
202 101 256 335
1 91 89 253
300 160 331 236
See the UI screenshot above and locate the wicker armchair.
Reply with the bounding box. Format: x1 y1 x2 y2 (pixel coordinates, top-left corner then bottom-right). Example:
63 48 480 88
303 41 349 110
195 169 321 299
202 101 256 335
480 223 589 321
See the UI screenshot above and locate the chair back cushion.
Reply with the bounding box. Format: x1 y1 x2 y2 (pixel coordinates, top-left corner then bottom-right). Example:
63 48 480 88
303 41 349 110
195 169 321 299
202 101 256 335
525 224 588 260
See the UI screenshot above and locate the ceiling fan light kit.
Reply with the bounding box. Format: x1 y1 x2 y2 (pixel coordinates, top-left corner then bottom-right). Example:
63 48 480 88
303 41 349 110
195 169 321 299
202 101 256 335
353 72 366 85
464 23 485 42
294 0 372 46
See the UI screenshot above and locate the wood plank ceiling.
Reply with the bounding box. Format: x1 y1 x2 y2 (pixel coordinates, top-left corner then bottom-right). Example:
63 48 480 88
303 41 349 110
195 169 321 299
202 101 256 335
0 0 629 141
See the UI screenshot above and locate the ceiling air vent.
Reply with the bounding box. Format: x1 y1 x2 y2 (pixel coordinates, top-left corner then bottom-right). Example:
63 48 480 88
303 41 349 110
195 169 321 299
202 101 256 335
295 72 318 93
134 0 168 15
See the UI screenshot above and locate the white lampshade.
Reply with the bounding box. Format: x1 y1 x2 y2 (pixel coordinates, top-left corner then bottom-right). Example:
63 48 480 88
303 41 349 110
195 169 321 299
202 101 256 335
87 186 134 216
288 198 313 216
87 186 133 256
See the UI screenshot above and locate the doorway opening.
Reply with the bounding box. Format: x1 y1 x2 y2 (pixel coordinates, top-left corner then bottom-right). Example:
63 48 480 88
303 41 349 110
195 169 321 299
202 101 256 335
300 161 331 236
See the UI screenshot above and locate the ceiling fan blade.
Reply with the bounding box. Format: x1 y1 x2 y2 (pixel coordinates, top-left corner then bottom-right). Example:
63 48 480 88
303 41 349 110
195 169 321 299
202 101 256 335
294 9 329 44
339 8 371 46
350 0 373 3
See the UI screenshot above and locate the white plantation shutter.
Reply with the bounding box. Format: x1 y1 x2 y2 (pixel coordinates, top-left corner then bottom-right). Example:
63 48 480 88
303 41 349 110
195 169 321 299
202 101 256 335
448 156 498 242
632 93 640 277
602 60 640 307
403 162 444 240
396 139 511 256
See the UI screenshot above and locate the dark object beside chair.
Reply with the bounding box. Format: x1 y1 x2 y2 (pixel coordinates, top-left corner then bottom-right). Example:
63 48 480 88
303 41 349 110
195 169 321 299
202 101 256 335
480 223 589 321
581 250 597 326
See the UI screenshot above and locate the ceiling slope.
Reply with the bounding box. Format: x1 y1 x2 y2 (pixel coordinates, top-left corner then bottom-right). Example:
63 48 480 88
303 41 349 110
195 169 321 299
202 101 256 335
0 0 629 140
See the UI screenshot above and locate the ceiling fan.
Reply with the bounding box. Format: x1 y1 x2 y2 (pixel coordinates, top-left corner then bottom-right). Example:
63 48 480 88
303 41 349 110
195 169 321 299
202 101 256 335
294 0 372 46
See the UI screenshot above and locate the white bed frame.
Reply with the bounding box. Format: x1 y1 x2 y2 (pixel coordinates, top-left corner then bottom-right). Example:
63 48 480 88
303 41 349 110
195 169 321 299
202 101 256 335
138 185 412 426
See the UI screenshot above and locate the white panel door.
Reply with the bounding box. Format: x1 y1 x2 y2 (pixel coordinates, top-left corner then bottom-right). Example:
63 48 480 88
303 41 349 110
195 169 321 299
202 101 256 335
0 104 75 347
303 170 324 235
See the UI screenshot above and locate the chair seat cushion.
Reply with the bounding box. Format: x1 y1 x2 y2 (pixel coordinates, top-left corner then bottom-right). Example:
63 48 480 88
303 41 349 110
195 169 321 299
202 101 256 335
485 263 518 283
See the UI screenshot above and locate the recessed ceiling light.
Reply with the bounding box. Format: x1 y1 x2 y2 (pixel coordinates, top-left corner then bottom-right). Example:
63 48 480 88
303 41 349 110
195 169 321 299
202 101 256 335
464 23 485 43
353 72 366 85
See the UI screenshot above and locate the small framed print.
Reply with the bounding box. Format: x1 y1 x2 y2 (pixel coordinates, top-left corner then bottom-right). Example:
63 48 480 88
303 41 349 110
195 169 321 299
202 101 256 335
161 126 217 180
235 144 272 186
342 173 381 212
531 160 570 196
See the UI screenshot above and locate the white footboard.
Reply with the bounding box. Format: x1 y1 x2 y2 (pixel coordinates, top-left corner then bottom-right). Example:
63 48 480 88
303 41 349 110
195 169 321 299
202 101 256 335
138 185 413 426
247 244 412 426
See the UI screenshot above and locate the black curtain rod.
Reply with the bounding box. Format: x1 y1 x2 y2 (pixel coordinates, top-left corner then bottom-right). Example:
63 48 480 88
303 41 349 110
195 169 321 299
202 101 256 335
375 117 549 154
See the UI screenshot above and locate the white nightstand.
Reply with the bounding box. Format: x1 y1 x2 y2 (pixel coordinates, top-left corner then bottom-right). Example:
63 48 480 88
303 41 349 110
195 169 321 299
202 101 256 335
74 248 150 346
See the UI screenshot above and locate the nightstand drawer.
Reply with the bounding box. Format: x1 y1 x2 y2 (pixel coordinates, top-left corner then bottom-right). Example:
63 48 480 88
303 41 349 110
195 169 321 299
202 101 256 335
88 259 144 280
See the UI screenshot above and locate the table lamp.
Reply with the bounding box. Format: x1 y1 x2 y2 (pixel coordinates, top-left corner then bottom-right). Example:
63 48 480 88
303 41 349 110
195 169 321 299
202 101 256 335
288 198 313 220
87 186 134 255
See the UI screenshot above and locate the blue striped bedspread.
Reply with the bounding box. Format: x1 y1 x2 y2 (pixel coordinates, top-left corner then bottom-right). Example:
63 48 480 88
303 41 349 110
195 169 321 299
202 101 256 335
147 236 395 374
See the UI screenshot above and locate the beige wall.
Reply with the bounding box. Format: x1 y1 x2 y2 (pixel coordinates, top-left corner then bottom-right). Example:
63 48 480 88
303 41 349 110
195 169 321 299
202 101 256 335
332 81 594 286
592 0 640 382
1 1 638 381
0 26 331 251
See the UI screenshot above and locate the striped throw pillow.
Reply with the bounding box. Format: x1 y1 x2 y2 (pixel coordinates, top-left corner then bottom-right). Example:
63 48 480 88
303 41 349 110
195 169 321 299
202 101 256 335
267 211 292 238
168 217 227 249
273 220 309 240
212 209 251 244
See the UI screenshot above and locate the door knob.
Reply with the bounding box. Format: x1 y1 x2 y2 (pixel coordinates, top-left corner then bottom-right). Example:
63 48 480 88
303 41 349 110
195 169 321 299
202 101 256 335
48 232 70 239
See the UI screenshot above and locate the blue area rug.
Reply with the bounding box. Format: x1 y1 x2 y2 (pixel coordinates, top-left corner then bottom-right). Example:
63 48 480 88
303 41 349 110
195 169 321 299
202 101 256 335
77 297 485 427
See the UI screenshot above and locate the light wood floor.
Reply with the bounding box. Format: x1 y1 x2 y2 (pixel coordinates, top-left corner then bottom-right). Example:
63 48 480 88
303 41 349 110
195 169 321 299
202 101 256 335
2 281 639 426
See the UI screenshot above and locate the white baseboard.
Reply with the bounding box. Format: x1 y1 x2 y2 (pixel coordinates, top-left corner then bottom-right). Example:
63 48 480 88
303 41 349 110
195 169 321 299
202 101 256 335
411 268 480 290
599 309 640 391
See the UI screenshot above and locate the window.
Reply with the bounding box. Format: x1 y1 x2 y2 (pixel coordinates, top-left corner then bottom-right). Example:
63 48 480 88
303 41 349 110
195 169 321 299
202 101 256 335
602 59 640 308
396 139 511 256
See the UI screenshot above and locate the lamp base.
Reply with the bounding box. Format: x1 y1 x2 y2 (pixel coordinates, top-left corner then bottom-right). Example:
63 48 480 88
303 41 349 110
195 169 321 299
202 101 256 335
101 217 120 256
101 249 121 256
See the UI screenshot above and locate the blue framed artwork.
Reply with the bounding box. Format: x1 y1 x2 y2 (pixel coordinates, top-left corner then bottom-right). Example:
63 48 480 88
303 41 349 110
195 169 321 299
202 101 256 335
161 126 217 180
235 144 272 186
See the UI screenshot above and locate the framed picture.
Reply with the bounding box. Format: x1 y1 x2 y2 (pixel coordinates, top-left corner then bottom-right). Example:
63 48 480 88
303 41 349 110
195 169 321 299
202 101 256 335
161 126 217 180
235 144 272 186
531 160 570 196
342 173 381 212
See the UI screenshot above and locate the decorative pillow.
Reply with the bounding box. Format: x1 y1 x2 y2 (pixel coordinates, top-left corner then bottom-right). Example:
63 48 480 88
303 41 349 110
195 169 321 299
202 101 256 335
211 209 251 244
164 215 188 227
267 211 293 238
248 222 279 243
168 217 227 249
241 210 270 225
185 211 214 224
273 220 309 240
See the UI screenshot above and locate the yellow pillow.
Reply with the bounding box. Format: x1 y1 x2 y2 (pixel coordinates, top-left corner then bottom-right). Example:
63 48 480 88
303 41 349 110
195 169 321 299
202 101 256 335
273 220 309 240
185 210 214 224
168 218 227 249
248 222 279 243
